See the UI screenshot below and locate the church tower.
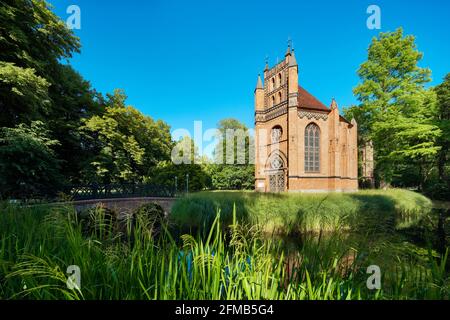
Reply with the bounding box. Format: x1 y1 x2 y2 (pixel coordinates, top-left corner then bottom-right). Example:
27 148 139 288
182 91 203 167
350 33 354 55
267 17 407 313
255 44 298 192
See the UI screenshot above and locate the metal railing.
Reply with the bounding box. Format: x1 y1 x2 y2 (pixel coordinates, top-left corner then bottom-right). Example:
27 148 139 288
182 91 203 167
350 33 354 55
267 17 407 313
64 183 176 201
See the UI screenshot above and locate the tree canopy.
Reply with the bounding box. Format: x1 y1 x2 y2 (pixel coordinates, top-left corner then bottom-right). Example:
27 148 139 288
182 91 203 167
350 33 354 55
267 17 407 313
208 118 255 190
0 121 62 198
82 90 172 184
0 1 178 198
346 28 447 196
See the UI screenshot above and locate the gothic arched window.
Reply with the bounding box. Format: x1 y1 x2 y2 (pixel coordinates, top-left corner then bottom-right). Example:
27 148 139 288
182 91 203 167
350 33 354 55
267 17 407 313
271 126 282 143
270 154 284 170
305 123 320 172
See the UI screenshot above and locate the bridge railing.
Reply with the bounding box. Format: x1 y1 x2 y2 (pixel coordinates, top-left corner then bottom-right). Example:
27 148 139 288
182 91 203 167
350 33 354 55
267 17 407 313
64 183 176 201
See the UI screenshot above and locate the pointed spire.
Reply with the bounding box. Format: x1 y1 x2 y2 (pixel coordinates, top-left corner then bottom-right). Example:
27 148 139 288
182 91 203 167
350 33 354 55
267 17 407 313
256 74 263 90
286 37 292 57
330 98 338 110
264 55 269 71
289 48 297 67
285 44 291 57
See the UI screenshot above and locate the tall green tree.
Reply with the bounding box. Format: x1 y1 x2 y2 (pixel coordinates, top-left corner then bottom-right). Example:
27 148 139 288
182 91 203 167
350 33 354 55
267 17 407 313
0 0 81 126
150 136 211 192
0 62 51 126
351 28 442 188
434 73 450 189
82 89 172 184
0 0 80 79
1 0 104 190
209 118 254 190
0 121 62 199
47 64 104 183
0 0 178 198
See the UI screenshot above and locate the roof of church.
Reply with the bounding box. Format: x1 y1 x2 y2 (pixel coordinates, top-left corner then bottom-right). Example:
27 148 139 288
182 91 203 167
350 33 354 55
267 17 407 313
298 86 329 111
297 86 353 125
258 46 355 127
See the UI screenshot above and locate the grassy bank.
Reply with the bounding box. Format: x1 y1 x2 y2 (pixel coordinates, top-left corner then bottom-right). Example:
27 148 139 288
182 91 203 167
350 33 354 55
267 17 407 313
0 202 447 300
171 189 433 235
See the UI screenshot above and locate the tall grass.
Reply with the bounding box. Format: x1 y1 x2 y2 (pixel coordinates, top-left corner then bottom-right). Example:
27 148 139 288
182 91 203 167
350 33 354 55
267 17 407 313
170 189 433 235
0 200 447 300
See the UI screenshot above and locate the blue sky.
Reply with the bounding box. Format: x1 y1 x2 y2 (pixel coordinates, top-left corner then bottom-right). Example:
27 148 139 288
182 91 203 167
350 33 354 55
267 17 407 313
51 0 450 135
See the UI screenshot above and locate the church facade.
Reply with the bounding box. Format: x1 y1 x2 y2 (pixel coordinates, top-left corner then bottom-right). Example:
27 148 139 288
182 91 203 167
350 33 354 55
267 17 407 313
254 46 358 192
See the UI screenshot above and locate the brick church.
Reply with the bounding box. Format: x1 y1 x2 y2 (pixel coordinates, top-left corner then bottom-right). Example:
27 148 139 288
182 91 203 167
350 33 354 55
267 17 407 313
254 45 358 192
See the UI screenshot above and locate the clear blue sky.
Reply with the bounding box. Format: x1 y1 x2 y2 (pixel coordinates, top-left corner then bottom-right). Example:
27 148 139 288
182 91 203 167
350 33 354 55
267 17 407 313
51 0 450 134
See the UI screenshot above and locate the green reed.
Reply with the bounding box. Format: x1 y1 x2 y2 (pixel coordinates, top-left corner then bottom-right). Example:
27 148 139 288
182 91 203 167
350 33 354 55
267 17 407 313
0 201 447 300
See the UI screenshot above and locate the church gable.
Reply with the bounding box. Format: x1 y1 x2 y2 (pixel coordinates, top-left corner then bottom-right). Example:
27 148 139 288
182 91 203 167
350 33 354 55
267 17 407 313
254 44 359 193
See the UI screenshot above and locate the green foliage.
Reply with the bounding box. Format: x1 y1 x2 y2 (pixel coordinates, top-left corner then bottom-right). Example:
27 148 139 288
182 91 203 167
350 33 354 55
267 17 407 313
0 62 50 126
134 203 165 221
46 64 104 183
0 0 80 78
82 89 172 183
78 205 118 239
133 203 167 237
0 0 108 195
149 161 211 192
0 121 63 199
213 118 249 163
0 0 80 126
159 136 212 191
349 28 443 188
431 73 450 198
435 73 450 128
171 189 433 235
171 135 199 164
0 0 170 195
207 164 254 190
354 28 430 105
209 118 255 190
0 202 447 300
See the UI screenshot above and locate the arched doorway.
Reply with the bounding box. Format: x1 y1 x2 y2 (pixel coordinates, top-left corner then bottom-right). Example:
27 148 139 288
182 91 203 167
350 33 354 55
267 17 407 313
266 153 286 193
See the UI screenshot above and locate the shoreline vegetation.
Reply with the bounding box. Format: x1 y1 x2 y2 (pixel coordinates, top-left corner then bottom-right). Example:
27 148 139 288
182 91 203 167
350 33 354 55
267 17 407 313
0 189 448 300
171 189 433 234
